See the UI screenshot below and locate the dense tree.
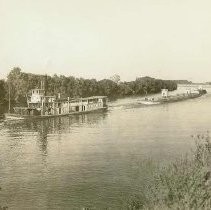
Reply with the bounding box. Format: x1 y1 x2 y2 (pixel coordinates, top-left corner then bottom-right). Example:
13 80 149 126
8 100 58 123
0 80 6 104
173 80 192 84
97 79 118 97
2 68 177 105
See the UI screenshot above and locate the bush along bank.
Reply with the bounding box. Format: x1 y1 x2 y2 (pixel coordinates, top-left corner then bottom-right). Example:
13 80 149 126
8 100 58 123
127 133 211 210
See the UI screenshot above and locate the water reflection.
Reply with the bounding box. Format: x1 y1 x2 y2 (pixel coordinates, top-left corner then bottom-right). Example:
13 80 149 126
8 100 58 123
4 112 108 155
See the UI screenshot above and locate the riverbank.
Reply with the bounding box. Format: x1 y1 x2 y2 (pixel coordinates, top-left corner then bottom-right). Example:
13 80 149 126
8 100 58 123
127 133 211 209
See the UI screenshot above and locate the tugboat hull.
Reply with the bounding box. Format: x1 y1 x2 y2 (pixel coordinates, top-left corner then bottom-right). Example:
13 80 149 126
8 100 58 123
4 107 108 121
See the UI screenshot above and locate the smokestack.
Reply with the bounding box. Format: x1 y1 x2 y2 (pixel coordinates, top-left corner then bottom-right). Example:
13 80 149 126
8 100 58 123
41 79 46 95
41 80 44 89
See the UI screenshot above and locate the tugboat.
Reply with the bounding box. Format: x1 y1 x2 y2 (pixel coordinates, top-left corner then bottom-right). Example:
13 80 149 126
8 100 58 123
138 87 207 105
4 84 108 120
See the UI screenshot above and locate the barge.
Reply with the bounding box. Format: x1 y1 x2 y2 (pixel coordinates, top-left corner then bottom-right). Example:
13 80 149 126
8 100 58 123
138 88 207 105
5 88 108 120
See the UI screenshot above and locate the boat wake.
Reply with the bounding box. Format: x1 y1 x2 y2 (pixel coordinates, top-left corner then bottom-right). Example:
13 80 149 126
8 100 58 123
137 100 160 105
109 101 146 111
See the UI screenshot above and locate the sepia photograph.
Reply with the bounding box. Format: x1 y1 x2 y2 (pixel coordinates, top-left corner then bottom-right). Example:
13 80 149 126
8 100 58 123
0 0 211 209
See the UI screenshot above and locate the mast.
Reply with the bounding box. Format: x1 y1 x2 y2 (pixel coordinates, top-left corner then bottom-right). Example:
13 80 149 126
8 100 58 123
8 82 11 113
41 78 46 115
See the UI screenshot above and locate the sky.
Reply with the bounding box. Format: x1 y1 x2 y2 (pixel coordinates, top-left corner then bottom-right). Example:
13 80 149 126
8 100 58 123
0 0 211 82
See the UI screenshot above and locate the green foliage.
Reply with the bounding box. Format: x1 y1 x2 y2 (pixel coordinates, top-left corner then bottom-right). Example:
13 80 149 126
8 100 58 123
4 68 177 105
127 134 211 209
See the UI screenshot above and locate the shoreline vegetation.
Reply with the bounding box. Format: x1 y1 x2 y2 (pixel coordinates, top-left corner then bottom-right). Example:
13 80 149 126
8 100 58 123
0 67 178 109
126 133 211 210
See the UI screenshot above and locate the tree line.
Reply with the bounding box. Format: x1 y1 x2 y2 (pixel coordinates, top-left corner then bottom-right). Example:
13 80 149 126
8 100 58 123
0 67 177 107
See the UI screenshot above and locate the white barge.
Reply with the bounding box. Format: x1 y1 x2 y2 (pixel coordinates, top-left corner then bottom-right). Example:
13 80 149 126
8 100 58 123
138 88 207 105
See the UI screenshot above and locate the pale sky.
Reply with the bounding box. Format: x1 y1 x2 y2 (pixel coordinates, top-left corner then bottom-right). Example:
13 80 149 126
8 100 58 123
0 0 211 82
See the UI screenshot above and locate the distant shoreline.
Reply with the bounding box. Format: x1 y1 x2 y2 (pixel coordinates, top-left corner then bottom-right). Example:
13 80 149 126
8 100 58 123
178 83 211 88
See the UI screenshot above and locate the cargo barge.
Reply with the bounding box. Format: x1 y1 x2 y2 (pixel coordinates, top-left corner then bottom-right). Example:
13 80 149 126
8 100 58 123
138 87 207 105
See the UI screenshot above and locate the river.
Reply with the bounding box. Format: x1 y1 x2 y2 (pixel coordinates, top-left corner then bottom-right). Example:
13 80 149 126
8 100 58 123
0 86 211 209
